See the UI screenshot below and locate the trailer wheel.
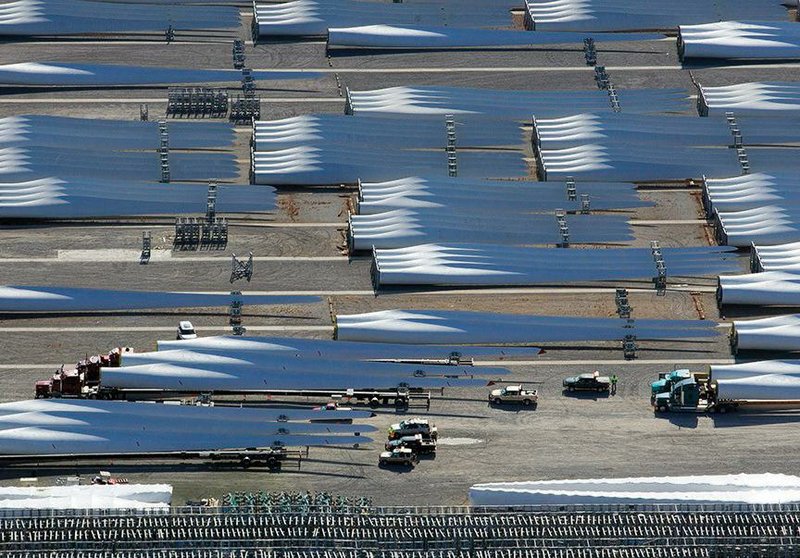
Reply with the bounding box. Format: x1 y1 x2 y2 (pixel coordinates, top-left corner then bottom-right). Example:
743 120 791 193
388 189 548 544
369 398 380 408
522 399 532 406
240 456 252 469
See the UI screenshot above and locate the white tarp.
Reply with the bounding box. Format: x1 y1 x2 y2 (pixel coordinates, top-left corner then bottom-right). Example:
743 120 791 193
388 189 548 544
0 484 172 511
470 474 800 506
732 316 800 352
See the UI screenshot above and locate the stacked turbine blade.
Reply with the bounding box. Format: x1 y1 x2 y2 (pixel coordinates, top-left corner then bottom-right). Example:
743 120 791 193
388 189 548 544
346 86 690 117
254 0 516 37
357 177 649 214
155 335 542 361
525 0 787 32
679 21 800 61
0 286 319 313
0 62 319 87
326 25 657 50
707 173 800 247
0 177 275 220
712 360 800 378
252 115 527 185
335 309 718 345
714 206 800 247
732 316 800 352
718 271 800 307
0 145 237 182
97 334 520 392
0 399 375 456
253 115 524 151
102 358 508 391
533 113 800 181
710 362 800 400
370 243 739 287
703 173 800 215
349 209 633 251
0 115 237 150
0 116 240 183
751 242 800 272
0 0 240 37
698 82 800 116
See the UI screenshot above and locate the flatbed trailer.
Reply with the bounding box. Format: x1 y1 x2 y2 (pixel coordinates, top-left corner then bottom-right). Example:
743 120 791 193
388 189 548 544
35 350 433 410
0 448 305 470
652 371 800 413
79 387 432 410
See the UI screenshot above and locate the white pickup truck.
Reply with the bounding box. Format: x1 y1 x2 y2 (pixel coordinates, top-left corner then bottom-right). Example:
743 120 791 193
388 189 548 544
489 385 539 407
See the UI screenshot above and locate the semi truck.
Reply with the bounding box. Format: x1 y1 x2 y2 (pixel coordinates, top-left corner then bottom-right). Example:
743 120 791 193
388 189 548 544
652 369 800 413
34 348 432 409
650 369 692 404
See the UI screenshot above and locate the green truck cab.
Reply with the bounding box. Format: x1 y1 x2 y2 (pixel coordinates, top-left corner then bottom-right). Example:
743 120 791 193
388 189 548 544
650 369 692 404
652 371 712 413
653 377 703 412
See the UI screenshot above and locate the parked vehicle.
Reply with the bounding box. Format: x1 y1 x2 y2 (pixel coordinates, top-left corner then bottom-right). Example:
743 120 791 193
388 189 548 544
653 370 800 413
379 447 418 467
563 372 611 392
385 434 437 455
388 418 438 440
176 321 197 340
489 385 538 407
650 369 692 404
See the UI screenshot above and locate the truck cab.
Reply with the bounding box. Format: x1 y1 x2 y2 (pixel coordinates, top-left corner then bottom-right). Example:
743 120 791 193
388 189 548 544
650 369 692 404
653 377 704 412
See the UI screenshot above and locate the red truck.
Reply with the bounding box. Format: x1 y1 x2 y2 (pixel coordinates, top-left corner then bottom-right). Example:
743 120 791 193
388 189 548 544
35 348 131 399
